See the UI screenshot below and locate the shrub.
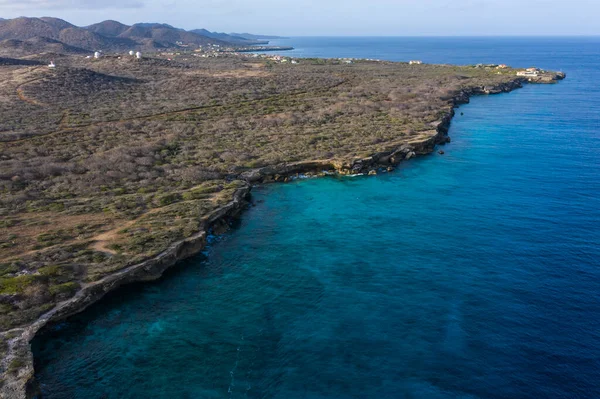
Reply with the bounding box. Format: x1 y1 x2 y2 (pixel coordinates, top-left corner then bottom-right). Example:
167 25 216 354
0 275 40 295
156 193 182 206
0 263 20 277
49 282 79 297
8 358 25 374
38 265 62 277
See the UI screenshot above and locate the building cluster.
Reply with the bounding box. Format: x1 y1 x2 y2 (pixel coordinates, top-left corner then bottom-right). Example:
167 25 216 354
254 54 298 64
517 67 542 77
192 43 239 57
409 60 423 65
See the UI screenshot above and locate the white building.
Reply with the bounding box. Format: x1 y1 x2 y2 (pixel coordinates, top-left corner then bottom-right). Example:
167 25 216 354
129 50 135 56
94 51 101 59
135 51 142 59
409 60 423 65
48 61 56 68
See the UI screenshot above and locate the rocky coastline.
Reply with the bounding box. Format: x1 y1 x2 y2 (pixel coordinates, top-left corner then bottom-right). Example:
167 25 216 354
0 72 565 399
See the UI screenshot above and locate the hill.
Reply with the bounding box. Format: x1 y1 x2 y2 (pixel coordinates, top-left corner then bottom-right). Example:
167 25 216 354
190 29 267 45
0 17 137 51
0 56 43 66
0 17 65 40
119 23 229 47
38 17 75 31
85 20 130 37
58 27 137 50
0 37 89 56
0 17 230 52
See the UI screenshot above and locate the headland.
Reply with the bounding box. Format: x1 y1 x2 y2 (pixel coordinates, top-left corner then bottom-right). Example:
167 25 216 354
0 42 564 397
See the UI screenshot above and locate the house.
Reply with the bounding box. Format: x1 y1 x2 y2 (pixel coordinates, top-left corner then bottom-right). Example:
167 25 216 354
409 60 423 65
497 64 508 69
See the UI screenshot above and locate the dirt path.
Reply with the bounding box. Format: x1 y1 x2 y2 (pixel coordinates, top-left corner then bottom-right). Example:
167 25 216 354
88 195 206 254
14 67 47 107
89 219 138 254
58 110 70 128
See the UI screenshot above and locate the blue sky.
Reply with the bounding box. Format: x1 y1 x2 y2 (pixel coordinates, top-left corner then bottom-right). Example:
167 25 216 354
0 0 597 36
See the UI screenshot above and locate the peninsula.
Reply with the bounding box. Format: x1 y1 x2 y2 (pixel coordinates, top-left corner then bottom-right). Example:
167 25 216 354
0 20 564 398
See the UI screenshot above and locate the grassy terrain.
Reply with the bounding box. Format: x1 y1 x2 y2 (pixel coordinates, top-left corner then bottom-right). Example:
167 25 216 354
0 52 523 333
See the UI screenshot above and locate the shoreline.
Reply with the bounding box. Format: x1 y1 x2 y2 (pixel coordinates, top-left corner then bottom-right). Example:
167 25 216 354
233 46 294 53
0 73 565 399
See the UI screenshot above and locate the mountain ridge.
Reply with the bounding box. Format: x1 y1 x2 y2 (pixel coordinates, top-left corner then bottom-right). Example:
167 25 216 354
0 17 281 54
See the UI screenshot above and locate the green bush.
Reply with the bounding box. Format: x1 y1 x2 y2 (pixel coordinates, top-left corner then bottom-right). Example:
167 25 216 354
49 282 79 296
181 186 218 201
157 193 182 206
0 263 19 277
0 275 40 294
8 358 25 374
38 265 62 277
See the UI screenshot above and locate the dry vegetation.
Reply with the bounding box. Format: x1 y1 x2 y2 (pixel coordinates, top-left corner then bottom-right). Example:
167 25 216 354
0 52 522 332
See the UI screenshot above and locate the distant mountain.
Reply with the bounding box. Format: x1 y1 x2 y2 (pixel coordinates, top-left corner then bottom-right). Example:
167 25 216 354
59 27 137 50
85 20 130 37
190 29 266 45
0 17 67 40
0 17 136 51
0 17 228 52
119 24 230 47
230 33 289 40
0 37 89 56
39 17 75 31
0 17 286 54
134 23 177 29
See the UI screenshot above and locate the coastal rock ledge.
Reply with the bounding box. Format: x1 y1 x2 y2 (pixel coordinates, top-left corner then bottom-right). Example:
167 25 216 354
0 72 565 399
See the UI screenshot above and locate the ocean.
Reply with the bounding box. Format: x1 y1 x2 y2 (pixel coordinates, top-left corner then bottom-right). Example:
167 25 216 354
32 37 600 398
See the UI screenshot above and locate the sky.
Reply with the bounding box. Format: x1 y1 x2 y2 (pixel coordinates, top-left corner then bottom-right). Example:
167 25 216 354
0 0 598 36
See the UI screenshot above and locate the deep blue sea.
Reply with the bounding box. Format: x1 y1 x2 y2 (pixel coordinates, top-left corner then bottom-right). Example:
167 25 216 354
33 37 600 399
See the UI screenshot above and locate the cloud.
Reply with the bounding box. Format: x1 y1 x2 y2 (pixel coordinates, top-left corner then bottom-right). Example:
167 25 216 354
0 0 144 10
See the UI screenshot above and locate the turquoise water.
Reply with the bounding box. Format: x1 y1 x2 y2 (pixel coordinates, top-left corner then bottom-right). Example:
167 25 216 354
33 38 600 398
